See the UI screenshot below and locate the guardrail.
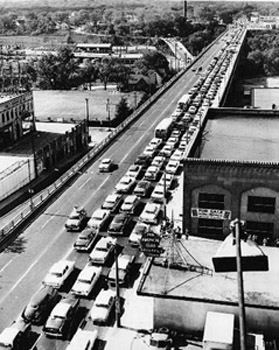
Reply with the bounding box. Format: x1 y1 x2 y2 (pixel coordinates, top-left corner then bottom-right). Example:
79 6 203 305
0 65 188 244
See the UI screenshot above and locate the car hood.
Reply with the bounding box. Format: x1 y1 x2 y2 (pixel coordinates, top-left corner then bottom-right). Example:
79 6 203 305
45 317 64 330
72 281 89 294
43 275 60 287
121 203 133 211
129 232 141 243
75 238 90 247
65 218 80 227
91 306 108 322
90 250 107 261
110 222 123 231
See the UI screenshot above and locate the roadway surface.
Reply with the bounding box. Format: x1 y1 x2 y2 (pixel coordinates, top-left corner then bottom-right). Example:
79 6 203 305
0 35 229 349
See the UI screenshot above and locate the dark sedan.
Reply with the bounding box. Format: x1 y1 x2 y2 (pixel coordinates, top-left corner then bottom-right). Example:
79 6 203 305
107 213 130 235
73 228 99 252
133 180 152 198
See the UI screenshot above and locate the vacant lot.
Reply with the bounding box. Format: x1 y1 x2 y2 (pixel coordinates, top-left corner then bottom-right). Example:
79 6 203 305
33 89 138 122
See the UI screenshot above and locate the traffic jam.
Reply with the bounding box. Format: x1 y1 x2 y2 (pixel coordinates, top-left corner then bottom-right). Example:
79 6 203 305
0 27 244 350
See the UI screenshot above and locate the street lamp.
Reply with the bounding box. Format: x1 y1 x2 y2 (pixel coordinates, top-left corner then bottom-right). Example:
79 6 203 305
106 98 112 131
114 247 121 328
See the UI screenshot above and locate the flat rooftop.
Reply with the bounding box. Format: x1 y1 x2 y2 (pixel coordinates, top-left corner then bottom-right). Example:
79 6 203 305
138 236 279 308
200 115 279 162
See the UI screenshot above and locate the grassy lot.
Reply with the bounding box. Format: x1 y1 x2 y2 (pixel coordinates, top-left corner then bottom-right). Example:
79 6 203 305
33 89 141 122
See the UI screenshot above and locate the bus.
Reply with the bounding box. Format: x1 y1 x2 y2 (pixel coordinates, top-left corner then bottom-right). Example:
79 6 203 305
177 93 191 111
154 118 173 140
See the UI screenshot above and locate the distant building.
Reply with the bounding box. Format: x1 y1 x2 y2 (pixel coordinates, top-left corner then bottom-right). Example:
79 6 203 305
0 92 34 149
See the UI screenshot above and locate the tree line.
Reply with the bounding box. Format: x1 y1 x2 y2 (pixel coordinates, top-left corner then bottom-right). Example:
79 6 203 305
238 30 279 78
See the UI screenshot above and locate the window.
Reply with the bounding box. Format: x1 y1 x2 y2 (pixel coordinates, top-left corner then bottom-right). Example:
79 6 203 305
247 196 275 214
246 221 274 237
199 193 224 210
198 219 223 236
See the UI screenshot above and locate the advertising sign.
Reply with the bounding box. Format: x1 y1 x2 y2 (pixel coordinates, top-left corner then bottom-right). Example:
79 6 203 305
140 231 164 257
191 208 231 220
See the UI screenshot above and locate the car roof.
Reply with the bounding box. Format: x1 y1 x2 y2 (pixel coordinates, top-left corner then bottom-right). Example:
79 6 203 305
52 298 76 317
79 264 100 280
95 289 115 305
0 327 21 344
50 260 73 273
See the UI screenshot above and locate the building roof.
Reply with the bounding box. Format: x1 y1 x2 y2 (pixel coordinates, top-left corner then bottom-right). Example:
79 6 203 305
201 114 279 162
138 236 279 308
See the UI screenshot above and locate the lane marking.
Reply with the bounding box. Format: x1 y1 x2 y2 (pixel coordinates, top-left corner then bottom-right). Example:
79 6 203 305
0 225 67 305
0 259 13 273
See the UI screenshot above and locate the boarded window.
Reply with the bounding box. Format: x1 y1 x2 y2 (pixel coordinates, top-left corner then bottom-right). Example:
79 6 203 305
247 196 275 214
198 219 223 236
246 221 274 237
199 193 225 210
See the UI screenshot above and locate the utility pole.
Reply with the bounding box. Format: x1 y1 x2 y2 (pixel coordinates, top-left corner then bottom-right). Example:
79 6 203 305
234 219 247 350
30 119 38 179
163 171 167 220
85 98 90 144
106 98 111 130
133 91 137 110
27 158 34 209
114 247 121 328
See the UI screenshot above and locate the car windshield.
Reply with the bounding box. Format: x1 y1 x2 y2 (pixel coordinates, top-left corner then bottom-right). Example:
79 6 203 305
102 159 110 164
51 272 63 277
121 178 130 184
69 214 79 219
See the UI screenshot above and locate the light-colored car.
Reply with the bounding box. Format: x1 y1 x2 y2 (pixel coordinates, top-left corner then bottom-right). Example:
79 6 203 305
178 140 187 151
159 145 174 158
128 222 150 247
42 260 75 289
158 173 174 190
143 145 157 157
73 228 99 252
107 254 136 287
90 289 116 325
43 297 79 338
66 329 98 350
143 165 160 182
120 195 140 214
125 164 142 180
71 263 102 297
149 332 172 350
188 105 197 114
151 184 166 203
170 150 185 162
151 155 166 170
65 206 87 231
89 237 117 265
139 202 161 224
87 208 110 230
98 158 113 172
114 175 136 193
101 193 123 213
166 136 179 148
149 137 163 149
165 159 180 174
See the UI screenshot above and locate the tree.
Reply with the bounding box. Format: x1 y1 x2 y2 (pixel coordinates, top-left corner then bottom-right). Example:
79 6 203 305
115 97 131 123
136 51 169 76
36 46 81 90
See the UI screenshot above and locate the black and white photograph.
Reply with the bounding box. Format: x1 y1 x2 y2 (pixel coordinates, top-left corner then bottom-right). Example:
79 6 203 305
0 0 278 349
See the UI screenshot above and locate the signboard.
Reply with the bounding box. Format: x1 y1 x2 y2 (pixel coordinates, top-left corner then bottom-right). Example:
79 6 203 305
140 231 164 257
191 208 231 220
